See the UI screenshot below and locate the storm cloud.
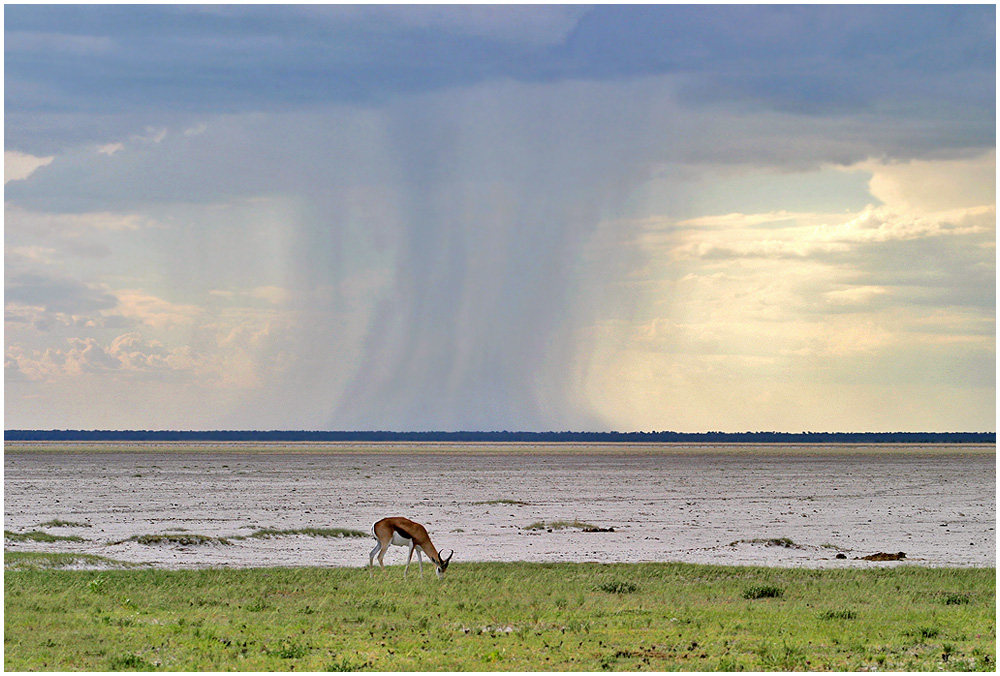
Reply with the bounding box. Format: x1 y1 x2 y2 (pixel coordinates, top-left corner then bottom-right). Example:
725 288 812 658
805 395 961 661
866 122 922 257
5 6 995 432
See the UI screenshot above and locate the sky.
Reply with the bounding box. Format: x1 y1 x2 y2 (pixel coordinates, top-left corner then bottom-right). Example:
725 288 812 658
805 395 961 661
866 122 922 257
4 4 996 433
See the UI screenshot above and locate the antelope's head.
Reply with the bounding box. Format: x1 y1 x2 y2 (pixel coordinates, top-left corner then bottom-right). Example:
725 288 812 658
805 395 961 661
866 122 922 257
435 550 454 578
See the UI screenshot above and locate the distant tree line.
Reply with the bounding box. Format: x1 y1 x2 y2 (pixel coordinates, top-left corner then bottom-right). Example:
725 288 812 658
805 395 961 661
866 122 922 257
4 430 994 443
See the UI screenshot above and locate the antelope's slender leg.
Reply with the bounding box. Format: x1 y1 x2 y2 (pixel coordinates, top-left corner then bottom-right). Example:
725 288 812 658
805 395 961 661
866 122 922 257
404 541 416 578
415 548 424 577
376 539 389 570
369 541 383 575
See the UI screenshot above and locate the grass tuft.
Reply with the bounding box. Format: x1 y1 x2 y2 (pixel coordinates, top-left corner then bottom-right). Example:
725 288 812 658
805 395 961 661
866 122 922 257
237 527 368 540
325 656 370 671
819 609 857 620
108 653 156 671
910 626 941 640
5 530 84 543
743 584 785 600
4 551 141 570
265 641 311 659
37 519 91 528
596 580 639 594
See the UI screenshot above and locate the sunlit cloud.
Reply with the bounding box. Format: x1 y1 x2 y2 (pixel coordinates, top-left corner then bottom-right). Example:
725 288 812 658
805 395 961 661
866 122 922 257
113 290 203 329
823 285 890 307
580 149 994 432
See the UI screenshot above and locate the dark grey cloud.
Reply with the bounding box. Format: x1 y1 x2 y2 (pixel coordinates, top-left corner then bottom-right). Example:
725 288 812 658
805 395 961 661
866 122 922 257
5 5 994 154
562 5 994 112
849 234 996 312
5 271 118 317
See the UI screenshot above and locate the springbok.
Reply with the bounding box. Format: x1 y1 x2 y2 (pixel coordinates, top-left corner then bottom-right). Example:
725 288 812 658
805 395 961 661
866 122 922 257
369 516 454 578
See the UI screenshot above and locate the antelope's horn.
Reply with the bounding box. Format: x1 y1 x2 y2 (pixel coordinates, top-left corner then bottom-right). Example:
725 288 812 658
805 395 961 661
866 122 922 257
445 549 454 562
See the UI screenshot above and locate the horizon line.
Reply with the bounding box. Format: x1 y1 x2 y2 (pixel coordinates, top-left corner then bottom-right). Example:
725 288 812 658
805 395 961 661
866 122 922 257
5 429 994 440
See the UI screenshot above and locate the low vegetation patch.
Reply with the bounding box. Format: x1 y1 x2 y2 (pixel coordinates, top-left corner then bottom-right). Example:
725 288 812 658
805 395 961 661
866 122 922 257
115 534 231 546
236 527 368 540
5 530 84 543
860 551 907 561
472 499 530 506
263 641 311 659
939 592 972 605
4 552 141 571
4 559 994 671
523 520 599 531
107 653 157 671
37 519 91 528
819 609 858 620
743 584 785 599
730 537 800 548
909 626 942 640
596 580 639 594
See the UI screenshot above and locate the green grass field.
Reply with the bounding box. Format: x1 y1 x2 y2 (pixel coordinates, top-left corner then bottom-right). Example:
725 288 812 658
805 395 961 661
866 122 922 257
4 553 994 671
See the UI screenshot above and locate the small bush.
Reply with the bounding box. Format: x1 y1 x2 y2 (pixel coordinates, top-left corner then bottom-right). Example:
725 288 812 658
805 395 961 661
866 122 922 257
941 593 971 605
597 581 638 594
743 585 784 600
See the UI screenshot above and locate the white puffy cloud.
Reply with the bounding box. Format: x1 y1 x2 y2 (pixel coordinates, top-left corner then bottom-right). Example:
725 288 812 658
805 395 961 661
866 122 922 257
863 151 995 214
6 332 201 383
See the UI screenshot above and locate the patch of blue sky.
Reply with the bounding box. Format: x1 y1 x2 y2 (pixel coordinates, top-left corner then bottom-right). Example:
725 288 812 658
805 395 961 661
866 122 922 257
687 168 879 221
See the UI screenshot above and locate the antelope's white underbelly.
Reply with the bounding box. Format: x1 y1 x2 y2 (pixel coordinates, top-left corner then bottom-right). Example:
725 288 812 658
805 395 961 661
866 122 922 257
391 532 414 547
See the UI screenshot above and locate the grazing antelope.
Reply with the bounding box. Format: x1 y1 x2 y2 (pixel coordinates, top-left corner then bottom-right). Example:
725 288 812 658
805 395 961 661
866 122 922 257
369 517 454 578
